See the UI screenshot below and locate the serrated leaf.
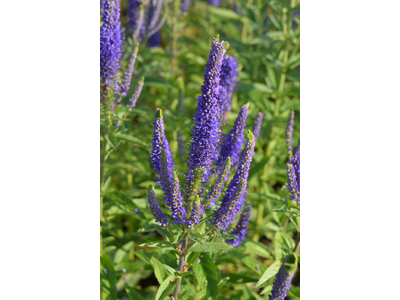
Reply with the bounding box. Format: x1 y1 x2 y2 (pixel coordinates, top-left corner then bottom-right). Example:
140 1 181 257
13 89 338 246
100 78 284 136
114 133 149 148
287 286 300 299
270 206 300 214
244 241 271 258
150 257 167 284
163 264 176 275
260 285 273 295
139 241 175 250
192 260 207 291
125 284 145 300
189 242 232 253
201 253 219 299
155 275 177 300
255 261 281 288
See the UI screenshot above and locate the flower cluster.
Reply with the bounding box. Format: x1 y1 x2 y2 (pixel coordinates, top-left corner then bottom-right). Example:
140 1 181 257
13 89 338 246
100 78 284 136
100 0 143 111
269 260 295 300
148 36 260 247
208 0 220 6
147 186 168 228
225 201 251 246
212 130 255 230
219 55 238 118
287 140 300 203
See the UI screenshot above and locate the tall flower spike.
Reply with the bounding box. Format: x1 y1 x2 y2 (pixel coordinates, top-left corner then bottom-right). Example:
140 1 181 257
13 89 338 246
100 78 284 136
147 186 168 228
269 259 295 300
286 139 300 203
171 172 187 223
286 109 295 154
216 103 248 171
128 77 144 110
207 157 231 206
146 0 166 47
225 201 251 247
100 0 123 91
251 112 264 142
127 0 140 35
212 130 255 231
186 36 228 184
119 43 139 98
150 109 174 196
219 55 238 118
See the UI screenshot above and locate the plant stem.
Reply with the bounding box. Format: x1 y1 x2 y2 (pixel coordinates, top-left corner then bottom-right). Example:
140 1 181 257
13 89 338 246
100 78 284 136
100 126 108 254
173 233 188 299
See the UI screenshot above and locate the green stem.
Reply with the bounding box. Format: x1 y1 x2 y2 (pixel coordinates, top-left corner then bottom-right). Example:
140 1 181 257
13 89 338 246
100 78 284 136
173 232 189 299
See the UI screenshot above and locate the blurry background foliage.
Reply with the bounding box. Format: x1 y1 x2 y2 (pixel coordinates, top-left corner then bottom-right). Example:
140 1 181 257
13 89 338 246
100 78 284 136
101 0 300 299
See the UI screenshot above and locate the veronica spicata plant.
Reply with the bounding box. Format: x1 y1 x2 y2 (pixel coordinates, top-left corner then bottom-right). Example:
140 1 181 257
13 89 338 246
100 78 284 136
144 35 264 299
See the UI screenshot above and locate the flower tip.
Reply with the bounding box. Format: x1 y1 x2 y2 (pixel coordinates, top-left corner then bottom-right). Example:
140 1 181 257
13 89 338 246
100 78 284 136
247 129 255 141
244 102 250 109
155 108 162 118
226 156 231 164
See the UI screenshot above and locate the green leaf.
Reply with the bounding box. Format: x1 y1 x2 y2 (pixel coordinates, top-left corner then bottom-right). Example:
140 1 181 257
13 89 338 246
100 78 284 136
192 260 207 291
260 285 273 295
189 242 232 253
209 6 241 21
150 256 168 284
155 275 177 300
125 284 145 300
201 253 219 299
287 286 300 299
270 206 300 214
114 133 149 148
100 254 117 300
255 261 281 288
163 264 176 275
244 240 271 258
138 241 175 251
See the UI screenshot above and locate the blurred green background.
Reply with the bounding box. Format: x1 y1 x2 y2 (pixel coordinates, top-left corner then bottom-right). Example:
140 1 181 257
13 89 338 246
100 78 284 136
101 0 300 299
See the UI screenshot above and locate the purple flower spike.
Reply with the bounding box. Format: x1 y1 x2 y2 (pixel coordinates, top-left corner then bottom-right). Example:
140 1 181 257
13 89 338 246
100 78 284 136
146 0 165 46
251 112 264 142
188 195 202 227
212 130 255 231
147 185 168 227
100 0 123 91
119 44 139 98
127 0 141 35
171 172 188 224
150 109 174 199
207 157 231 206
269 260 295 300
180 0 190 12
216 103 248 171
208 0 220 6
286 139 300 203
225 201 251 247
186 36 228 184
128 77 144 110
147 31 160 47
286 109 295 153
219 55 238 118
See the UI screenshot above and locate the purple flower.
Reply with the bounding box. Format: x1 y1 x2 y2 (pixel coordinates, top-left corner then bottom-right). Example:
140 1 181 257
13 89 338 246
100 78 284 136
170 172 188 223
180 0 190 12
208 0 220 6
134 208 139 214
128 76 144 110
225 201 251 247
119 43 139 98
103 268 108 274
127 0 140 34
212 130 255 230
251 112 264 142
147 31 160 47
121 268 126 273
100 0 123 91
207 157 231 206
147 185 168 227
150 109 174 200
286 139 300 203
219 55 238 117
216 103 248 170
269 260 294 300
186 36 228 184
286 110 295 153
188 195 202 227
